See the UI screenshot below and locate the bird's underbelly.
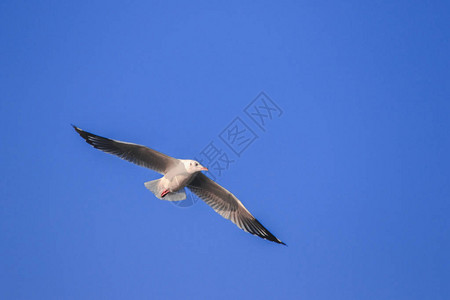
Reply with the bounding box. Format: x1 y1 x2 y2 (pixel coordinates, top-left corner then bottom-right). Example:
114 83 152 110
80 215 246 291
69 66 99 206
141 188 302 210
161 174 191 192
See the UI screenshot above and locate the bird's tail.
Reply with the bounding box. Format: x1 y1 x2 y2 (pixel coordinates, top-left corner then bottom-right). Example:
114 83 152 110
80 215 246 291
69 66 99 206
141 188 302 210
144 179 186 201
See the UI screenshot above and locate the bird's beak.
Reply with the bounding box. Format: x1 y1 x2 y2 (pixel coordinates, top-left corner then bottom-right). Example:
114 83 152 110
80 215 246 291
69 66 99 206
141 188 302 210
200 167 208 171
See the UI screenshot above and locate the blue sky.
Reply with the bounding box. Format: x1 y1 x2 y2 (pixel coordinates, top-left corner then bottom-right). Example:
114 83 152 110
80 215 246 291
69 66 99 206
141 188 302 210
1 1 449 299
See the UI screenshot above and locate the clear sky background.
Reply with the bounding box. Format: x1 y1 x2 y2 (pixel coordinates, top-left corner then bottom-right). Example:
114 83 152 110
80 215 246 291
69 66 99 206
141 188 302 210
1 1 449 299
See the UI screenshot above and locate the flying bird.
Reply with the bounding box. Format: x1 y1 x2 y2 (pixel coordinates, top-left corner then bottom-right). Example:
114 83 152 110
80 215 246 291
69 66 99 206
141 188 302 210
72 125 285 245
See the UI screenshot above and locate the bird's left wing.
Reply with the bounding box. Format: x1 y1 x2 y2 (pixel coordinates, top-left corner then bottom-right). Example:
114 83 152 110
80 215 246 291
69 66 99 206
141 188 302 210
188 173 285 245
73 125 178 174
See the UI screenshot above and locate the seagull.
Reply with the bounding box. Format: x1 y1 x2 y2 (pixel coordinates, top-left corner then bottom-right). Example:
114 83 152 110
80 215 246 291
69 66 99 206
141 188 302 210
72 125 285 245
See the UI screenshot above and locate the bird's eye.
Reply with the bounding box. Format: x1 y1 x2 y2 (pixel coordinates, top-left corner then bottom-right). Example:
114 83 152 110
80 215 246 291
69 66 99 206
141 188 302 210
195 162 198 166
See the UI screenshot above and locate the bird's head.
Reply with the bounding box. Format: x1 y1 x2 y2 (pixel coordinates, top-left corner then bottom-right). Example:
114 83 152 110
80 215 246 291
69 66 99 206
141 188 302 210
183 160 208 174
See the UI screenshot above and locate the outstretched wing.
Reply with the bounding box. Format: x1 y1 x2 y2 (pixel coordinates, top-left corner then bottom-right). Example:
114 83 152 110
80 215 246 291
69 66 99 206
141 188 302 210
188 173 285 245
73 125 178 174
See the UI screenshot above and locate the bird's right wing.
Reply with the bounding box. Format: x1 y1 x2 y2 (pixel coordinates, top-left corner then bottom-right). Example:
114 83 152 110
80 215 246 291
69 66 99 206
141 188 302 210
188 173 285 245
73 125 178 174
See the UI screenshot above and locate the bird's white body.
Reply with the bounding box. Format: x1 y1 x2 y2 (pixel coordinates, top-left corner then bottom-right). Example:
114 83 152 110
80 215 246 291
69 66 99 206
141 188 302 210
145 159 204 200
163 160 202 190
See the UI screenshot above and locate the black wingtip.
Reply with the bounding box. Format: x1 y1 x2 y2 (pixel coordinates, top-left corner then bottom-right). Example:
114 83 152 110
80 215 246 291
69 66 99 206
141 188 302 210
252 218 286 246
71 124 81 132
275 236 287 246
71 124 92 142
271 238 287 246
